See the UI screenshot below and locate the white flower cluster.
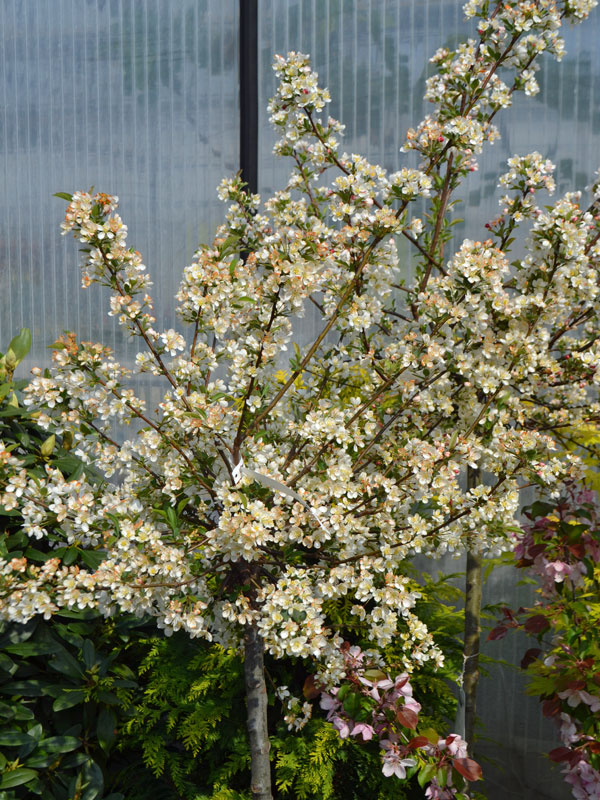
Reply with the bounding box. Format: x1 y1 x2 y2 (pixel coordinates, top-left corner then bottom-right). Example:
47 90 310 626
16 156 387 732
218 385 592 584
1 0 599 682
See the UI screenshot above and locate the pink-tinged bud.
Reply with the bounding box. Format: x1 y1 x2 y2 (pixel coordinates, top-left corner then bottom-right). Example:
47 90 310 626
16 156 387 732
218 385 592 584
437 136 444 142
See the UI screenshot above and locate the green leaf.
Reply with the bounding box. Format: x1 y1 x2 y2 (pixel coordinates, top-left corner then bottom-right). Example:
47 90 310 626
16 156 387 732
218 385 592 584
39 735 80 754
417 764 437 788
0 653 17 676
0 679 48 697
53 455 82 474
13 705 34 722
60 752 89 769
25 752 56 769
0 731 34 746
82 639 96 669
79 549 106 570
68 462 85 482
0 767 38 789
52 690 85 712
7 329 31 364
96 707 116 752
81 759 104 800
436 767 448 787
342 690 362 719
419 727 440 745
0 383 13 402
527 501 555 518
62 547 79 566
49 649 84 679
26 724 43 742
53 192 73 202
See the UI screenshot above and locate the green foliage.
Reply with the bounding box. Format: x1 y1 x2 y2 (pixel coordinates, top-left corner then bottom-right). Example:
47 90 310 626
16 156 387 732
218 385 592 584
399 570 465 731
0 614 143 800
118 569 466 799
120 632 413 800
272 719 410 800
555 423 600 493
117 635 250 800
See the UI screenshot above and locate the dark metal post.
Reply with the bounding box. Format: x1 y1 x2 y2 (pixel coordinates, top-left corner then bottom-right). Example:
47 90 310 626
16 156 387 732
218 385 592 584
239 0 259 194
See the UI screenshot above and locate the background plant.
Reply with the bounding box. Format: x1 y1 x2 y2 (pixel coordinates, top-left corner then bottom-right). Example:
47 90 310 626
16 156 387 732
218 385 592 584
489 483 600 800
118 571 466 800
0 330 148 800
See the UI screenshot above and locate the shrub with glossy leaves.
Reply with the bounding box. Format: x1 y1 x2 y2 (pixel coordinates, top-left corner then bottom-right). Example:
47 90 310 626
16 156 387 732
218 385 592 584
0 332 141 800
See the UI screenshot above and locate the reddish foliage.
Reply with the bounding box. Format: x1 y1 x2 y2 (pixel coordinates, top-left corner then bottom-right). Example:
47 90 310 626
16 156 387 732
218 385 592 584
542 697 561 718
407 736 430 749
524 614 549 634
549 747 579 765
487 625 508 641
521 647 542 669
302 674 320 700
452 757 483 781
396 707 418 730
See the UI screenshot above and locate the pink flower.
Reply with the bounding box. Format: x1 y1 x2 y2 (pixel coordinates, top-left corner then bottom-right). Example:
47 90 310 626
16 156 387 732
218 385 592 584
331 715 351 738
425 778 457 799
358 675 394 701
404 697 422 715
351 722 375 741
558 713 580 745
438 733 468 758
380 740 416 779
320 692 339 713
558 688 600 712
563 759 600 800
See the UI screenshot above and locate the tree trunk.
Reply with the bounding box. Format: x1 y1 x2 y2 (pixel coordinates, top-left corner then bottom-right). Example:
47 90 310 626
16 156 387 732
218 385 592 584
244 623 273 800
463 548 482 750
462 465 483 753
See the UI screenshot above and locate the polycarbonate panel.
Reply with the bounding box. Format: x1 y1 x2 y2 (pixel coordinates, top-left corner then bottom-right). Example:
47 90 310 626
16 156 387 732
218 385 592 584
258 0 600 250
0 0 238 365
258 3 600 799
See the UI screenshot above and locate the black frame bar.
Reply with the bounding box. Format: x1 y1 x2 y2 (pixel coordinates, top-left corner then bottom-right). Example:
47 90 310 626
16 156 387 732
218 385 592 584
239 0 259 195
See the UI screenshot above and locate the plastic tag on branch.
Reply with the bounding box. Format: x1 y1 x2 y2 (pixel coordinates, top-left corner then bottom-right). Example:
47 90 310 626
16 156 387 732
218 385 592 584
232 457 331 536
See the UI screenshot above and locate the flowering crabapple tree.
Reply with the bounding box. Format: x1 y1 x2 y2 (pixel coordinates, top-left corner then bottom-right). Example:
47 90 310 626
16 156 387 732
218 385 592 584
2 1 600 797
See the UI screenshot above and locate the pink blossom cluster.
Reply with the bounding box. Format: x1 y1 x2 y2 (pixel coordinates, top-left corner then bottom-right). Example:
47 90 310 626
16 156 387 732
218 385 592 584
319 646 478 794
494 484 600 800
515 486 600 596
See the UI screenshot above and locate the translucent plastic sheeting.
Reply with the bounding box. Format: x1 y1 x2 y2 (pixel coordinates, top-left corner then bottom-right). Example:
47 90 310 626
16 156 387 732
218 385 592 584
258 2 600 798
0 0 238 366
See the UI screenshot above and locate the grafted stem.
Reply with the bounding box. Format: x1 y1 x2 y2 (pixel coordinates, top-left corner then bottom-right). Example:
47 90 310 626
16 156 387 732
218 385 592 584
244 623 272 800
463 466 483 753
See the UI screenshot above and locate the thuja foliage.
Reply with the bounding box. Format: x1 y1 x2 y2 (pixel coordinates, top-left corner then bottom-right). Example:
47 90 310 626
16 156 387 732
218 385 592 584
118 574 465 800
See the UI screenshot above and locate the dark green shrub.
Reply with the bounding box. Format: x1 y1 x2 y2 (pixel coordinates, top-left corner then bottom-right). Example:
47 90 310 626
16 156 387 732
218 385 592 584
0 331 145 799
117 572 465 800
